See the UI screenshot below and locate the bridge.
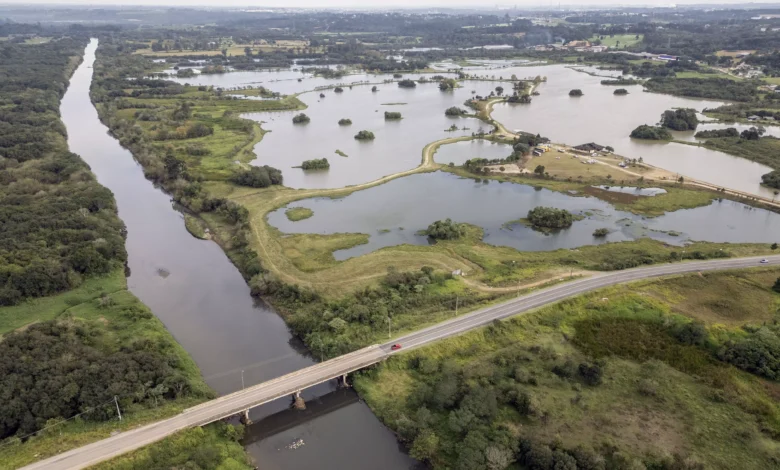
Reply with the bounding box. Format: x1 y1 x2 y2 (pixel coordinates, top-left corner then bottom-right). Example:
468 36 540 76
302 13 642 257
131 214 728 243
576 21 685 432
22 255 780 470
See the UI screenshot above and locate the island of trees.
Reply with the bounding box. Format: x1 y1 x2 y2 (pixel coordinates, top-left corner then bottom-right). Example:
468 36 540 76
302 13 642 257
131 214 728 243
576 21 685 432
398 79 417 88
384 111 402 120
660 108 698 131
569 89 584 97
425 219 465 240
230 165 284 188
695 128 739 138
527 207 575 229
613 88 629 95
354 130 376 140
630 125 673 140
292 113 310 124
438 78 458 91
338 118 352 125
299 158 330 170
445 106 468 116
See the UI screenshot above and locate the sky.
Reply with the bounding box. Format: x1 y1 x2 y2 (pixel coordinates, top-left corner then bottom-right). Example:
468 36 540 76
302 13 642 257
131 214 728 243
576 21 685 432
1 0 778 7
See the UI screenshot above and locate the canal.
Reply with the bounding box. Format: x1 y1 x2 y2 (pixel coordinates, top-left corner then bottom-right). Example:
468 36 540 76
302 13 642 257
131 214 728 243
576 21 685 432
61 39 418 470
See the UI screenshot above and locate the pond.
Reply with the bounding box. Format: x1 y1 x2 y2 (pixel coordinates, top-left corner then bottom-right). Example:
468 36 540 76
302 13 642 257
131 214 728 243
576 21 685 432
268 171 780 260
242 80 512 189
489 64 778 198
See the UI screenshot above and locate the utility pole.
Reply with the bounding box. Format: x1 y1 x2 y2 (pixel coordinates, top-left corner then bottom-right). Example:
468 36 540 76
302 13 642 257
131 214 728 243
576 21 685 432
241 370 245 390
114 396 122 421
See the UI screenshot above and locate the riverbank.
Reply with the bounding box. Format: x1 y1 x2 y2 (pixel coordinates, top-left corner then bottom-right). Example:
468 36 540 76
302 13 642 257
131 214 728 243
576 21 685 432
354 267 780 469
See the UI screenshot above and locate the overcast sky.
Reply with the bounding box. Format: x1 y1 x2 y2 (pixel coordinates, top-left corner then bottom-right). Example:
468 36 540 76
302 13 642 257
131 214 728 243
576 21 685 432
1 0 778 7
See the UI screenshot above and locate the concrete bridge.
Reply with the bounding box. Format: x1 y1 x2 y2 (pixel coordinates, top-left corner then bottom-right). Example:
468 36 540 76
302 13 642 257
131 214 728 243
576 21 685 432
21 255 780 470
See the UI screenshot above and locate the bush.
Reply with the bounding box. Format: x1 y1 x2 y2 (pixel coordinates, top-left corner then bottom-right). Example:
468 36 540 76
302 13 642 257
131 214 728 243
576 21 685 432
527 207 574 229
718 328 780 380
695 128 739 138
384 111 402 120
334 87 344 93
300 158 330 170
762 170 780 189
630 125 672 140
338 118 352 125
398 79 417 88
613 88 629 95
445 106 467 116
354 130 375 140
774 277 780 293
569 89 583 96
292 113 310 124
229 165 283 188
425 219 465 240
593 228 610 237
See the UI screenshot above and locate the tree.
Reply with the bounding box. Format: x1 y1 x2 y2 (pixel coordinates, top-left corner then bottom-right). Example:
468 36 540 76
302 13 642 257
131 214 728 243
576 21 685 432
593 228 609 237
660 108 699 131
527 207 574 229
292 113 310 124
354 130 375 140
630 125 672 140
371 86 378 92
495 86 504 96
384 111 402 120
774 277 780 294
772 243 778 250
534 165 545 176
338 118 352 125
410 429 439 461
569 89 584 96
425 219 465 240
244 46 252 56
445 106 467 116
485 446 513 470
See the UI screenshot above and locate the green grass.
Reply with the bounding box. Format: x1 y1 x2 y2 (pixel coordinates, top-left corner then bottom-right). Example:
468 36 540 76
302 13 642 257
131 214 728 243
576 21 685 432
676 70 741 81
0 269 126 334
589 34 643 48
284 206 314 221
184 213 209 239
354 268 780 469
695 137 780 171
277 231 369 272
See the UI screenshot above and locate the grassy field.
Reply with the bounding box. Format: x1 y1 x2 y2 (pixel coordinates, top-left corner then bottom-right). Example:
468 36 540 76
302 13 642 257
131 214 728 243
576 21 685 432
589 34 643 48
675 70 742 81
0 270 214 468
695 136 780 171
354 268 780 469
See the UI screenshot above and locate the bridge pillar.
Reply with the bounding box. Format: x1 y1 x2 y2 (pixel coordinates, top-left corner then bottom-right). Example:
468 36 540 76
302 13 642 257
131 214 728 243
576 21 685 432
292 390 306 410
239 409 252 425
339 373 350 388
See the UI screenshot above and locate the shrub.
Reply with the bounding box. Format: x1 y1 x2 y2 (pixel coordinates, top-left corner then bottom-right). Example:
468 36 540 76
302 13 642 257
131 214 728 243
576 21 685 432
300 158 330 170
593 228 610 237
292 113 310 124
354 130 375 140
445 106 467 116
229 165 283 188
613 88 629 95
334 87 344 93
569 89 583 96
338 118 352 125
398 79 417 88
630 125 672 140
384 111 402 120
527 207 574 229
425 218 465 240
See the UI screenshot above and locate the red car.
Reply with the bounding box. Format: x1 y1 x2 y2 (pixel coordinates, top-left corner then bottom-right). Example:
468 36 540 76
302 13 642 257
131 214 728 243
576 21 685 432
391 344 402 351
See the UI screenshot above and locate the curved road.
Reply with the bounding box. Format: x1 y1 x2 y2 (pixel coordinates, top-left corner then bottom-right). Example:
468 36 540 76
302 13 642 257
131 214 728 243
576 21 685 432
23 255 780 470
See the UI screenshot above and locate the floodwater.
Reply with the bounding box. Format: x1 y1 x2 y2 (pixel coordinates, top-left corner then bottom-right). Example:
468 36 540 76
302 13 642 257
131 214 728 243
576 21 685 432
268 171 780 260
489 64 777 198
433 139 514 166
63 39 417 470
242 80 511 189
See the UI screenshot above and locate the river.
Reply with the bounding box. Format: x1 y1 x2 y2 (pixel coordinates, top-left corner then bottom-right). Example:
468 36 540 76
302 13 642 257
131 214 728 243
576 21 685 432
62 39 418 470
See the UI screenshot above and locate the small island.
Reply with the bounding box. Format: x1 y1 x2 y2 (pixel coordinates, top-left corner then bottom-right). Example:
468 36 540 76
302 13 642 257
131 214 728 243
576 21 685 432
660 108 698 131
299 158 330 170
354 130 375 140
613 88 629 95
292 113 310 124
630 125 673 140
527 206 574 229
425 218 465 240
338 118 352 125
593 228 610 237
445 106 468 116
384 111 402 120
569 89 584 97
398 79 417 88
285 207 314 222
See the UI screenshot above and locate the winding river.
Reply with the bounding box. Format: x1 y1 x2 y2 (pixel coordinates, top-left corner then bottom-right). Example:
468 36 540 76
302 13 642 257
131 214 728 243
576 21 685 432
63 39 418 470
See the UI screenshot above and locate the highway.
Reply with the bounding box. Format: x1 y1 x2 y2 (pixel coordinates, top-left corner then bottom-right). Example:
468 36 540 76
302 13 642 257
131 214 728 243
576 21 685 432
22 254 780 470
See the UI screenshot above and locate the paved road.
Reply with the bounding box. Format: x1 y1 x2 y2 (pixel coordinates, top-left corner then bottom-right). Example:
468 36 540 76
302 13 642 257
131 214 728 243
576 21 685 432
23 255 780 470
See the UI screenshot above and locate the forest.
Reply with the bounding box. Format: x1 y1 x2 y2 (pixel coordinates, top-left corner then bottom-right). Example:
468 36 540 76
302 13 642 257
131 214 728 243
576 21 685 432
0 37 128 306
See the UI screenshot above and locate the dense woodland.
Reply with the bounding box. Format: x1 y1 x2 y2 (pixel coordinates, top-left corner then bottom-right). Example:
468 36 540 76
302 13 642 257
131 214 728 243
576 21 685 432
0 38 128 306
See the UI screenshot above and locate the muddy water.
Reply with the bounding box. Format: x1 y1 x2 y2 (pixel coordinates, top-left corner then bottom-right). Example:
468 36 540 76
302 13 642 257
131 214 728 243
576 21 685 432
243 80 511 189
489 64 777 198
63 39 417 470
268 171 780 260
